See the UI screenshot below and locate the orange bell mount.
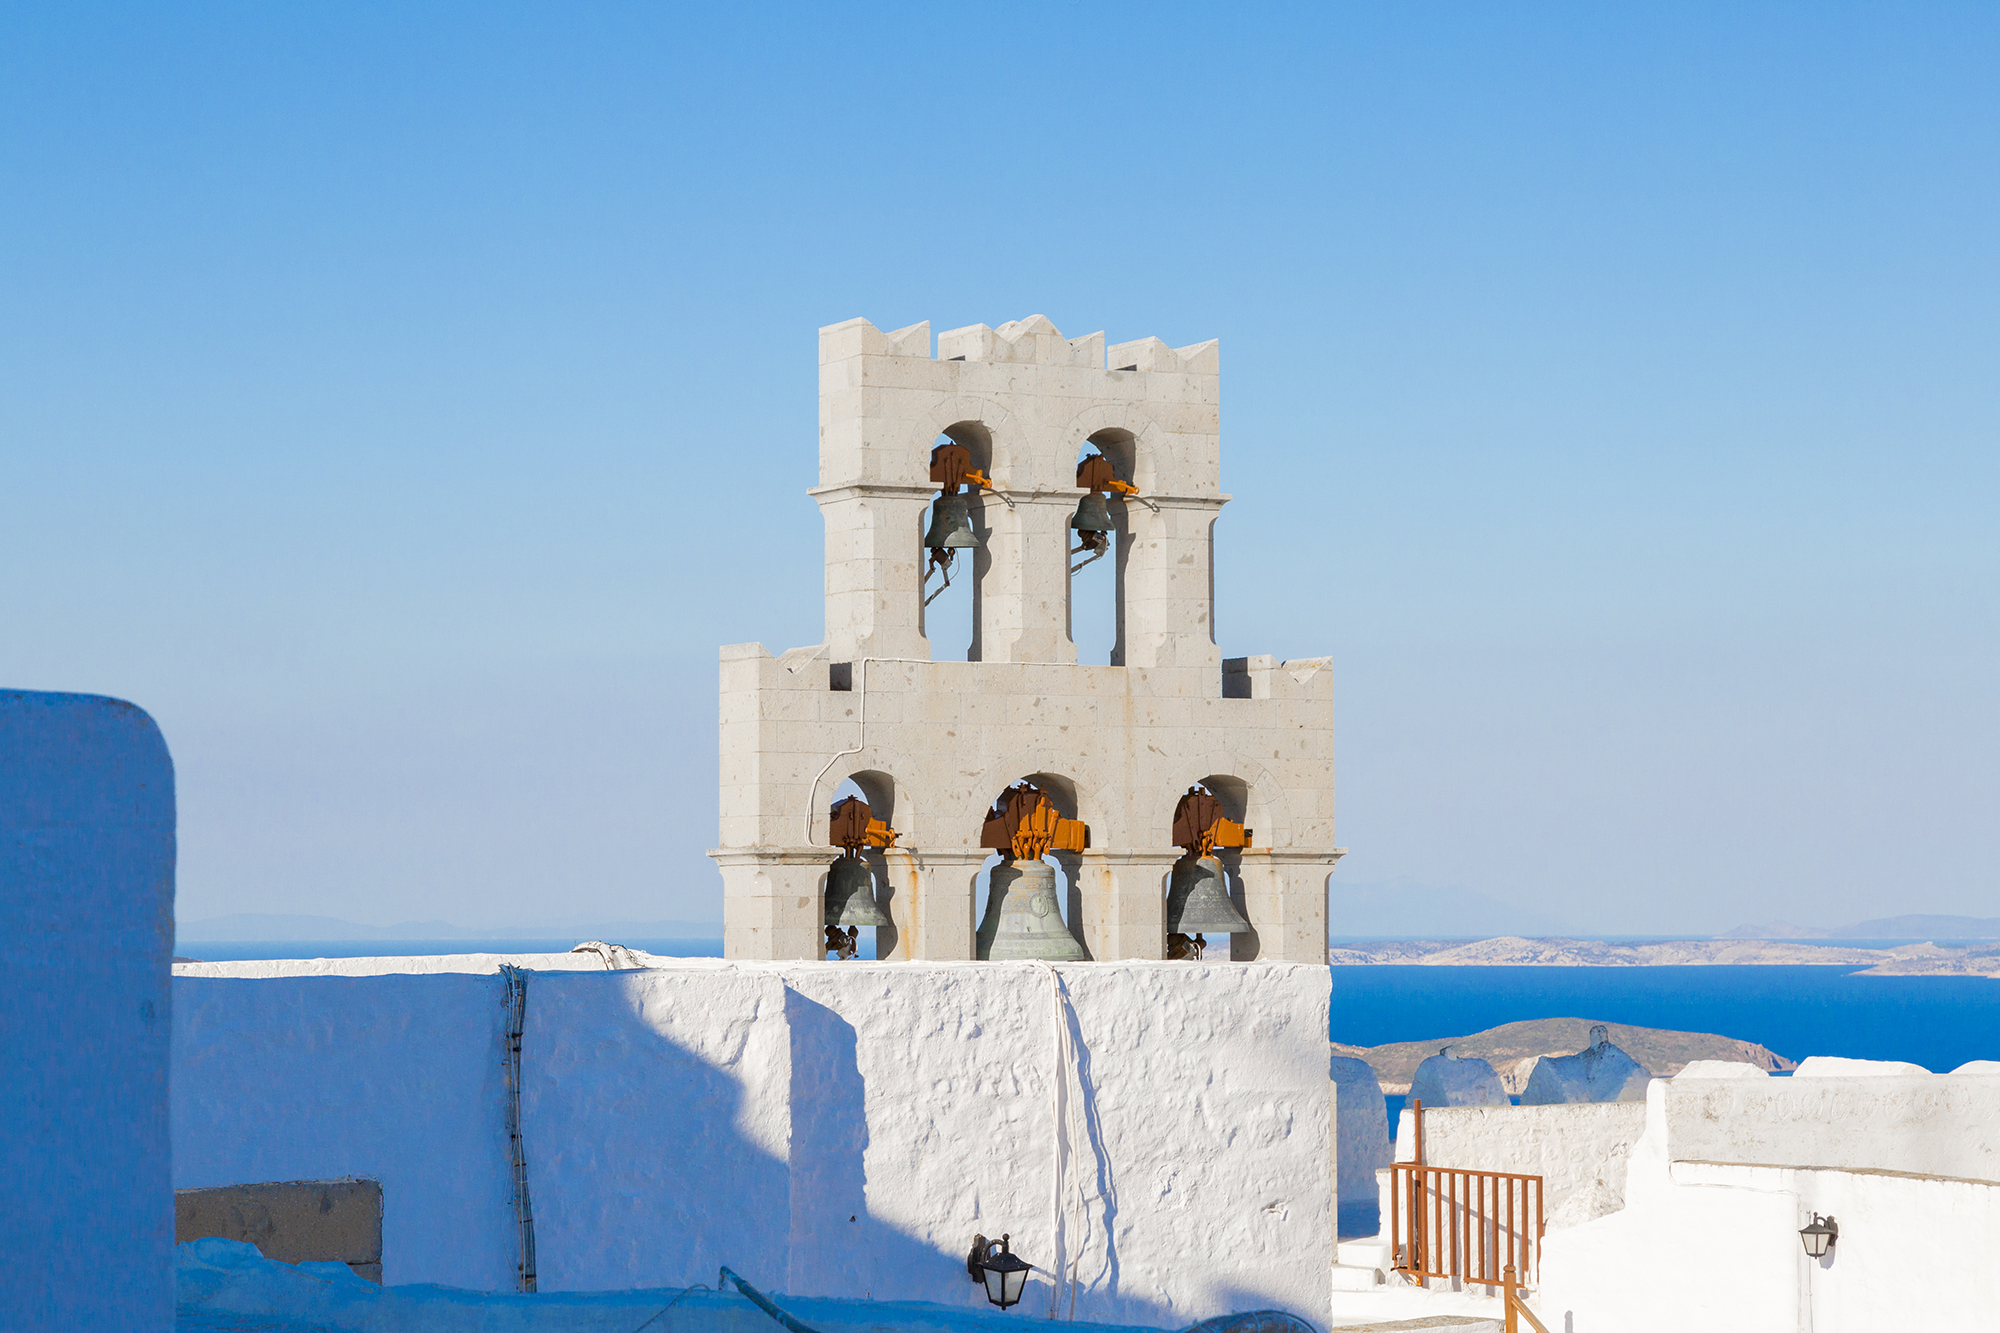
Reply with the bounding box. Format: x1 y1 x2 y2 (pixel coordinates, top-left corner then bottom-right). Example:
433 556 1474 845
979 782 1088 858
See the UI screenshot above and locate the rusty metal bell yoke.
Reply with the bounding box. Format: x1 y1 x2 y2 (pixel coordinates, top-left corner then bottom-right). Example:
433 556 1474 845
1166 854 1250 935
976 857 1087 961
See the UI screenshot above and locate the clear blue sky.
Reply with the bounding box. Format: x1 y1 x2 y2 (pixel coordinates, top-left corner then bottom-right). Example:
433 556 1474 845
4 5 1994 934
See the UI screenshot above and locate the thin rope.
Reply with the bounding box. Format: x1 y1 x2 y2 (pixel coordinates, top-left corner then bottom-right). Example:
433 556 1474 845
1039 963 1093 1320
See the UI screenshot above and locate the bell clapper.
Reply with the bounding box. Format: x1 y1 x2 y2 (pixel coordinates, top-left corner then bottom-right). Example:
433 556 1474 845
922 549 956 605
824 925 860 960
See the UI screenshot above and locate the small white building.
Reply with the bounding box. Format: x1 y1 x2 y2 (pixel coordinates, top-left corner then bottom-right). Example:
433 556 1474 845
713 315 1343 964
1537 1059 2000 1331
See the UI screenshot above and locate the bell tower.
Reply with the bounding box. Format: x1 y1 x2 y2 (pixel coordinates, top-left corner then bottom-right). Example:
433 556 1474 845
712 315 1342 963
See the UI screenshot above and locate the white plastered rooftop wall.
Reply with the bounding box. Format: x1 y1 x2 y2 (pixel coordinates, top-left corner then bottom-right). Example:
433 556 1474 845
1535 1064 2000 1332
717 316 1341 962
171 959 1334 1325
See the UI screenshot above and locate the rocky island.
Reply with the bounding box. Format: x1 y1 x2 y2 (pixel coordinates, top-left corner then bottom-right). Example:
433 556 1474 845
1328 935 2000 974
1335 1017 1796 1094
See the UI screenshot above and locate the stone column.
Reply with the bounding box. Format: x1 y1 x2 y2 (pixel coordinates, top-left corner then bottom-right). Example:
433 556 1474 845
812 483 935 662
1232 848 1340 962
979 493 1077 664
1122 496 1226 672
712 847 831 961
1075 849 1179 961
873 845 922 961
906 848 990 960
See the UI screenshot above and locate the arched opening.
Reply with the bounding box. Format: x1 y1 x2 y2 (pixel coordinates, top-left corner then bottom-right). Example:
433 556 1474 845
1067 430 1134 666
824 777 895 960
972 776 1089 961
1165 779 1254 961
920 424 993 662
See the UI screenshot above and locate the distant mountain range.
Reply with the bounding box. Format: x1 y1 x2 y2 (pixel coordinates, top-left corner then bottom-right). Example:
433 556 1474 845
1722 914 2000 941
175 913 722 943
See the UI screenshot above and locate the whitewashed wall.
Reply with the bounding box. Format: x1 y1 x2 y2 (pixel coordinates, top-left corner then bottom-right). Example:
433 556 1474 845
1538 1065 2000 1332
171 958 1333 1327
2 691 177 1333
1328 1056 1390 1211
1391 1101 1649 1226
173 973 520 1289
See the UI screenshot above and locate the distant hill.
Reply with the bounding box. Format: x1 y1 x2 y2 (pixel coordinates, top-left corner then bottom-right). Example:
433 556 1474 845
1840 915 2000 940
176 913 723 942
1334 1017 1795 1094
1724 914 2000 941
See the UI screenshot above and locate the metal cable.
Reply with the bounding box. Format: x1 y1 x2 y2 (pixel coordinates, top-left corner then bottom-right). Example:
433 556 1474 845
718 1266 827 1333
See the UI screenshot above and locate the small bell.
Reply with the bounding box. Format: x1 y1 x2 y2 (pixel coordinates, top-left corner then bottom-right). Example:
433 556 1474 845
1166 854 1250 935
976 858 1087 961
924 493 980 551
1071 491 1114 537
824 855 891 928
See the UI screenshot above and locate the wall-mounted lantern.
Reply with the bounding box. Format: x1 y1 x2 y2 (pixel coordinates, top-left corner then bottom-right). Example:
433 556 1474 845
967 1233 1031 1309
1799 1213 1838 1259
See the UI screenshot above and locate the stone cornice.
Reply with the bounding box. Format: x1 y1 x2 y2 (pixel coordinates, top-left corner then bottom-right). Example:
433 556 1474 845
713 844 1343 864
807 482 1230 511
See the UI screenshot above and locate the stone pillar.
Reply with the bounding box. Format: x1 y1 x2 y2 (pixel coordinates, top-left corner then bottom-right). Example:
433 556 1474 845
812 484 934 662
1122 496 1226 672
1075 849 1178 961
873 846 922 961
712 847 830 961
906 848 989 960
979 494 1076 664
1232 849 1339 962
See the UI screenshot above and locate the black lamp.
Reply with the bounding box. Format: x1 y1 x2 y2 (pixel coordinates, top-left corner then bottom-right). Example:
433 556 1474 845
1799 1213 1838 1259
967 1233 1031 1309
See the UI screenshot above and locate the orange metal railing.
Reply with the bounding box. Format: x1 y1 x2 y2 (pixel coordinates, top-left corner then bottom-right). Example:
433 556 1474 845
1389 1161 1545 1287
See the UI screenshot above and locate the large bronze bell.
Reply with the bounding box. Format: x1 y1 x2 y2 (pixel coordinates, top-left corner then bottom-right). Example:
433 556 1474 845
976 857 1086 961
1166 854 1250 935
1071 491 1114 537
923 493 979 550
824 855 891 928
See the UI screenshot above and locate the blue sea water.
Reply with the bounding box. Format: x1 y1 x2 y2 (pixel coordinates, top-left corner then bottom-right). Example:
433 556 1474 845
1331 964 2000 1073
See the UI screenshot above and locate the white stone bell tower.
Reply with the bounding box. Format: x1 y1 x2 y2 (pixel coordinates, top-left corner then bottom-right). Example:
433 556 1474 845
712 314 1342 962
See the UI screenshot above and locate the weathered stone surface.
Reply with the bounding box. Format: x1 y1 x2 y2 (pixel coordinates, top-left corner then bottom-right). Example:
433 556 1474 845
716 317 1342 963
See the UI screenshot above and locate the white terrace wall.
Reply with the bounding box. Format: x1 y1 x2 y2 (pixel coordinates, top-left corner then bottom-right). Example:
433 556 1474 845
173 959 1334 1328
1 691 176 1333
1391 1101 1650 1227
717 315 1342 965
1538 1066 2000 1333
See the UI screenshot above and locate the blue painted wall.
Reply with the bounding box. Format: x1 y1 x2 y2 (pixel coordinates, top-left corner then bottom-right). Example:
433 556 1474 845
1 691 175 1331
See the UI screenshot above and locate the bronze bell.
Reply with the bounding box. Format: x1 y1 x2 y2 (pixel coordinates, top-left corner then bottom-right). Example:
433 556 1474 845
924 493 979 551
976 857 1086 961
824 855 891 928
1166 854 1250 935
1071 491 1114 537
